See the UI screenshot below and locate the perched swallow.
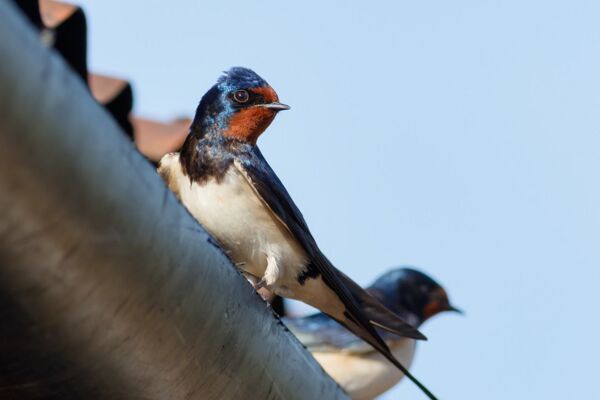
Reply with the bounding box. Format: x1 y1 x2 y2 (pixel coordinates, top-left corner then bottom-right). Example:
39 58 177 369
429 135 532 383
285 267 461 400
158 67 436 397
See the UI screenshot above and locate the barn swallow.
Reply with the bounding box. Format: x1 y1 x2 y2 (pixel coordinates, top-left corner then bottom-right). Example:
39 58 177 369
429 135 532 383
158 67 435 398
285 267 461 400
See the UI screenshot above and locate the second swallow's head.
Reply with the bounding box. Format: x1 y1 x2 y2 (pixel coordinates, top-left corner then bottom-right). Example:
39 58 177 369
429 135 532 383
191 67 289 145
368 267 461 326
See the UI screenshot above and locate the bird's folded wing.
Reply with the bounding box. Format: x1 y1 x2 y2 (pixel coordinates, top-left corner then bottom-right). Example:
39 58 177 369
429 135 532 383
284 314 388 354
234 148 424 343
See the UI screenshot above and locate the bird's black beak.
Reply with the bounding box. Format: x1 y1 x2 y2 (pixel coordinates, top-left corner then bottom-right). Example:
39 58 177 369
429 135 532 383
447 305 464 315
261 102 291 111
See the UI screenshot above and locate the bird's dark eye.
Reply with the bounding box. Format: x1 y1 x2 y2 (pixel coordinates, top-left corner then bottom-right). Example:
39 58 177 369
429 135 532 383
233 90 250 103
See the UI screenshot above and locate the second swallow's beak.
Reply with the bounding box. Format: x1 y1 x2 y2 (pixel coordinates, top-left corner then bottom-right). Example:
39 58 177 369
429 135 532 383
447 305 464 315
262 102 291 111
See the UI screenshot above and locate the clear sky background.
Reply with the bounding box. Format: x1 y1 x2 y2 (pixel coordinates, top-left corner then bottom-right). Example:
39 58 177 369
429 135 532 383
76 1 600 398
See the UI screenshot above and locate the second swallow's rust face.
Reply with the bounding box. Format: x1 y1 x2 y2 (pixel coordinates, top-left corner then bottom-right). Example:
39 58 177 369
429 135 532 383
422 287 456 321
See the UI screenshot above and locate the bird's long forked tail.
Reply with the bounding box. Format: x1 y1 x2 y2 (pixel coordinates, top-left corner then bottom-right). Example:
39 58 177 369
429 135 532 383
377 340 438 400
339 313 438 400
335 271 437 399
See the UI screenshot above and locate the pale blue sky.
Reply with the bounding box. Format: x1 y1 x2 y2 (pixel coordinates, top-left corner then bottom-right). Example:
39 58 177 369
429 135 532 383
77 1 600 398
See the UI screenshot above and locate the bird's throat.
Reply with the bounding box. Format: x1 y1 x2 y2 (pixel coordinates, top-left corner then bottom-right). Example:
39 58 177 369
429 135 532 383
221 107 276 145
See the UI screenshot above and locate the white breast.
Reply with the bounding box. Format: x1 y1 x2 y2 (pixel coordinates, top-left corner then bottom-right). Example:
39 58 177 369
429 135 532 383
313 339 417 400
158 153 308 290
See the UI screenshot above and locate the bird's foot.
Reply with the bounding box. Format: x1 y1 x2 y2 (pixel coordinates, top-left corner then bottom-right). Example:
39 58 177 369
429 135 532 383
253 278 268 290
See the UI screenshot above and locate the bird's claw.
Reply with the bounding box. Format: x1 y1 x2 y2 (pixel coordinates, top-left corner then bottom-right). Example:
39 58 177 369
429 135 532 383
253 278 267 290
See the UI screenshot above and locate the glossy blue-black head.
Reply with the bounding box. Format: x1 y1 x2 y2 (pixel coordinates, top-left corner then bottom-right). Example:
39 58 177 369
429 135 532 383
217 67 269 91
367 267 461 325
190 67 289 144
